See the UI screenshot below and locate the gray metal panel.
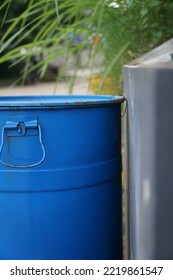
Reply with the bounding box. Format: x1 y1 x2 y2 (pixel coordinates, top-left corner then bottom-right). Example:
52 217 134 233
124 62 173 259
133 38 173 65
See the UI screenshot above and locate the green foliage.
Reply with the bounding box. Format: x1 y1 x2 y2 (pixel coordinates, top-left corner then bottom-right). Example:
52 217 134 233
0 0 173 88
97 0 173 76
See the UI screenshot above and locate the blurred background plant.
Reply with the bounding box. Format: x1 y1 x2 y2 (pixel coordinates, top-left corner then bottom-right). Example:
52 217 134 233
0 0 173 92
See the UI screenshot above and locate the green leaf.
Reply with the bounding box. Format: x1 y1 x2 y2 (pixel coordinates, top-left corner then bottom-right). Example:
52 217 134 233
97 42 130 93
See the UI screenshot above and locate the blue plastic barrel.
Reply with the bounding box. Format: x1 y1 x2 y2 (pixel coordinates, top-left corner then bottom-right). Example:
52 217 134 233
0 95 124 260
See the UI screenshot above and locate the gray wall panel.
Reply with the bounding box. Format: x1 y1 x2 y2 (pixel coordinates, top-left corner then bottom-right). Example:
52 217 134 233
124 63 173 259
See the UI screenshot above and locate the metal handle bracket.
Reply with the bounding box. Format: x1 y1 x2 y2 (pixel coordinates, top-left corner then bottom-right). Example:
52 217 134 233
0 117 46 168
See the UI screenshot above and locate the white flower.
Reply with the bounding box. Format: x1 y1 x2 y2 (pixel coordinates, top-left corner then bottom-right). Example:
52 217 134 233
108 1 120 8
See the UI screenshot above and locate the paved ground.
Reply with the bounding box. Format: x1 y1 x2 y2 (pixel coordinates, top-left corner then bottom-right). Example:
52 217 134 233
0 72 93 96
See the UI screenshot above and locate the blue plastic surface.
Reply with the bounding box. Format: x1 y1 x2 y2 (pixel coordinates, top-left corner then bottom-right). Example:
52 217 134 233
0 95 123 260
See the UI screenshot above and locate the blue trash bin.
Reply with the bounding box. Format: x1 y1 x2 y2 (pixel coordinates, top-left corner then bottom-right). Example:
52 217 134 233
0 95 124 260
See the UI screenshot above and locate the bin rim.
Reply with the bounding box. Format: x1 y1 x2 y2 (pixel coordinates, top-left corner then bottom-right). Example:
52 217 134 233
0 95 125 108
